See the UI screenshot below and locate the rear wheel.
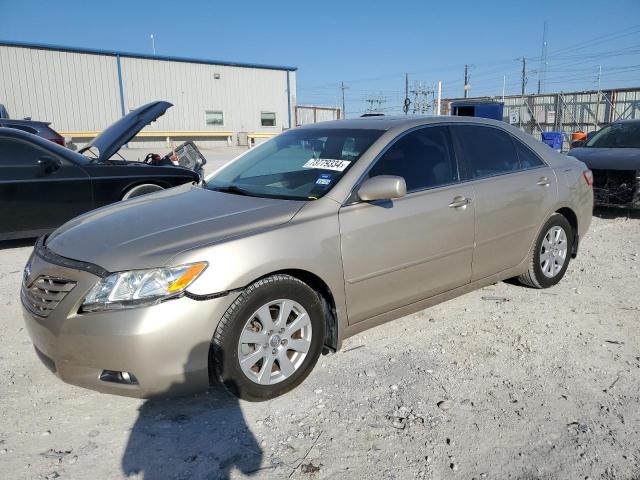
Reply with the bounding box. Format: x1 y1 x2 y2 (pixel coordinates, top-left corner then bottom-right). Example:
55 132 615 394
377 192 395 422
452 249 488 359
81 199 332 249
518 213 573 288
122 183 163 200
211 275 325 401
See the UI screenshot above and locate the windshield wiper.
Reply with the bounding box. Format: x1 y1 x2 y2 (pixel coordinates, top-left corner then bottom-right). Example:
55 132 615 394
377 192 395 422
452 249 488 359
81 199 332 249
212 185 256 197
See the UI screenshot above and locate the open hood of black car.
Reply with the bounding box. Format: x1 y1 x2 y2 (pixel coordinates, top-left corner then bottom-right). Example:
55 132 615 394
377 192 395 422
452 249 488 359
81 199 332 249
79 101 172 162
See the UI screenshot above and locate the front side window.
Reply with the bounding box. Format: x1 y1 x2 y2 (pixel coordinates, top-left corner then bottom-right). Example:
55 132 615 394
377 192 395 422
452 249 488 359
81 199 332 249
454 125 519 178
207 128 383 200
205 110 224 126
261 112 276 127
0 138 49 167
367 126 459 192
586 122 640 148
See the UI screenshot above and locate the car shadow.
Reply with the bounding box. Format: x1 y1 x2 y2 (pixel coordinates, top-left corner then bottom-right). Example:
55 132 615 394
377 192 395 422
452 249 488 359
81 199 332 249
594 206 640 220
121 343 264 479
0 237 37 250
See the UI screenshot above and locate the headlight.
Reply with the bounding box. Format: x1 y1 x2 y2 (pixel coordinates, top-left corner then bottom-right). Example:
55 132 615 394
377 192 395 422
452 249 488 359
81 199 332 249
81 262 207 312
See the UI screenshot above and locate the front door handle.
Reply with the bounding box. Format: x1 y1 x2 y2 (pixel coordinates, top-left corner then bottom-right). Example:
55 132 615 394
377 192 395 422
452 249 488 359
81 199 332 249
449 196 471 208
537 176 550 186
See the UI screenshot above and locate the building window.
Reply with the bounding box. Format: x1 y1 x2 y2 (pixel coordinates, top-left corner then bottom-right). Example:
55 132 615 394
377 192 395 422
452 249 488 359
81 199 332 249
205 110 224 126
261 111 276 127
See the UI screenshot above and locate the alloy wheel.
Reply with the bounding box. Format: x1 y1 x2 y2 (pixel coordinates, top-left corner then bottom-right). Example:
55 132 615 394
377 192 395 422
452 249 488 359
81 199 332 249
237 299 312 385
539 225 568 278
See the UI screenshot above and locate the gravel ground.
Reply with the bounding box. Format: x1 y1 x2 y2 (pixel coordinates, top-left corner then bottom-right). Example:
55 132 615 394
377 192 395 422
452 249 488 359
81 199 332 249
1 211 639 480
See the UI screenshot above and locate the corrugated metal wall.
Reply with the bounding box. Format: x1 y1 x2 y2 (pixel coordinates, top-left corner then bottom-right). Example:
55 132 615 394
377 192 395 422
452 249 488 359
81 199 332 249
0 44 296 147
0 46 121 130
120 57 292 133
295 105 341 125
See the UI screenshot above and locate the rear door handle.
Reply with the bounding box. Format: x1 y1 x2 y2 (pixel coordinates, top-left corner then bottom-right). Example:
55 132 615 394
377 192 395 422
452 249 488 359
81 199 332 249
537 176 550 186
449 196 471 208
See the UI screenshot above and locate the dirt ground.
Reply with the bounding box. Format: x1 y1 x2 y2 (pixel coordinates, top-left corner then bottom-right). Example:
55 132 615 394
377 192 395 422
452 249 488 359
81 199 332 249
1 210 639 480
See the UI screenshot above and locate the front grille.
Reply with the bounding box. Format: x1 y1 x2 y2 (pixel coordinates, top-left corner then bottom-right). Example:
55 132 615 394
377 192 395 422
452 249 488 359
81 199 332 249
21 275 76 318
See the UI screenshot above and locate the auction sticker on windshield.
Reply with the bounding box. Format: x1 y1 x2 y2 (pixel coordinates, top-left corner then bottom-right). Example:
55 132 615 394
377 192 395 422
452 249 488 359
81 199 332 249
303 158 351 172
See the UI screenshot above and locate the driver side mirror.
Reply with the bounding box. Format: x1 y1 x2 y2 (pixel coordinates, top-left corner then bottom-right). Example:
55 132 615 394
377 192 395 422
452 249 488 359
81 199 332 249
357 175 406 201
37 155 61 173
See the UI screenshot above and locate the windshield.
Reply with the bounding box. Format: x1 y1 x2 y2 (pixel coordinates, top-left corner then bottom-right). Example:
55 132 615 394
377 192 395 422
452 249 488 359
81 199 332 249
586 123 640 148
206 128 384 200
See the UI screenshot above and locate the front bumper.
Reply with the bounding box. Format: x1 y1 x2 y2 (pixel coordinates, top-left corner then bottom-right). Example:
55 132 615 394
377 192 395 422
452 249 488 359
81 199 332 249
21 250 238 398
592 169 640 209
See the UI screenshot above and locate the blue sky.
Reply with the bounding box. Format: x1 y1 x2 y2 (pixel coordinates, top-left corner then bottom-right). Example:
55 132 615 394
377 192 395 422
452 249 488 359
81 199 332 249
1 0 639 116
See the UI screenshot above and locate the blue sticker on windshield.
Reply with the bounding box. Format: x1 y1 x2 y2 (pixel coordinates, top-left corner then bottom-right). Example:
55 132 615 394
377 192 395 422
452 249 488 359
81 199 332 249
315 173 333 186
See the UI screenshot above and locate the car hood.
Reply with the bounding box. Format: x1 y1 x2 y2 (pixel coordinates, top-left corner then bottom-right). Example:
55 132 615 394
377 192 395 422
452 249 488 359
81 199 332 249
46 185 305 272
568 147 640 170
79 101 172 163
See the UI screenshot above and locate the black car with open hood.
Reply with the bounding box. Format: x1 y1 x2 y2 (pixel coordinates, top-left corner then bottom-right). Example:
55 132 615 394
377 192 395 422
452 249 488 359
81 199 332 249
0 101 201 240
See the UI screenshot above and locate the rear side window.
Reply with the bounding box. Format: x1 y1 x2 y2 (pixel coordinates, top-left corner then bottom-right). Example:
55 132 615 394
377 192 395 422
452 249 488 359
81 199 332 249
0 138 46 166
368 126 458 192
454 125 519 178
513 139 544 169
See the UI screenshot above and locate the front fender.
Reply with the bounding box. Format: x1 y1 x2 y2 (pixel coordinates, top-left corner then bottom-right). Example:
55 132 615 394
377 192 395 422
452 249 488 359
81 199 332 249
170 198 348 345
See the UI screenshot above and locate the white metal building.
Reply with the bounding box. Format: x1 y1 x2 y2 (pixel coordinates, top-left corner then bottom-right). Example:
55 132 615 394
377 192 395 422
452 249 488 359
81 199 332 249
0 41 297 147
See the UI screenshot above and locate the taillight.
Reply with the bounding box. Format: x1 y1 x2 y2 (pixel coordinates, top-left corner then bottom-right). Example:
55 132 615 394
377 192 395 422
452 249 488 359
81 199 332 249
52 138 65 146
582 170 593 187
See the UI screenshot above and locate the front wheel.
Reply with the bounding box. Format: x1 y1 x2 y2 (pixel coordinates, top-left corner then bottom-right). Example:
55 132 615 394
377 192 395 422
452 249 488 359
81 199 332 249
517 213 573 288
211 275 325 401
122 183 163 200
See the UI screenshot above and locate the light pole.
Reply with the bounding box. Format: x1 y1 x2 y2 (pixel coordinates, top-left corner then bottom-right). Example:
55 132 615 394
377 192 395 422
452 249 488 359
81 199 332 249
150 34 156 55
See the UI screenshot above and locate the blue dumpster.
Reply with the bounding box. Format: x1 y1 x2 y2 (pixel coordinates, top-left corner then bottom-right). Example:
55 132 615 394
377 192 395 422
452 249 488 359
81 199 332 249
450 101 504 121
541 131 563 151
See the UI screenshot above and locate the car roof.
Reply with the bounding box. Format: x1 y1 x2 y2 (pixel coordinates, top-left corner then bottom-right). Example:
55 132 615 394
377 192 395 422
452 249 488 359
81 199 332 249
295 115 510 131
612 119 640 125
0 118 51 128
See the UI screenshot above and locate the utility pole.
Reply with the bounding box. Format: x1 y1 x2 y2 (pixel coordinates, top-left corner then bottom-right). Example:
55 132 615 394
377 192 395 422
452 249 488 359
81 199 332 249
150 34 156 55
502 75 506 103
537 21 548 94
403 73 411 114
594 65 602 129
521 57 527 96
436 81 442 115
463 64 469 98
340 81 348 119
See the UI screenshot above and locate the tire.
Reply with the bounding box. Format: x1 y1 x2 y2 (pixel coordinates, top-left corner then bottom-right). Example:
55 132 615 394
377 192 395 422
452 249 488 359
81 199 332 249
211 274 325 401
517 213 574 289
122 183 163 200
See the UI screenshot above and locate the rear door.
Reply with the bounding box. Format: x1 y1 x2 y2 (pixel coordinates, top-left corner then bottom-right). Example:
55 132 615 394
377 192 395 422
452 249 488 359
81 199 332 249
339 125 475 324
451 124 556 281
0 136 92 238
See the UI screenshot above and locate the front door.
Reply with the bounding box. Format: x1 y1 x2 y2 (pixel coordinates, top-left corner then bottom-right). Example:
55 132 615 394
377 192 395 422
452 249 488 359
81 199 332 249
339 126 475 324
0 136 92 238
